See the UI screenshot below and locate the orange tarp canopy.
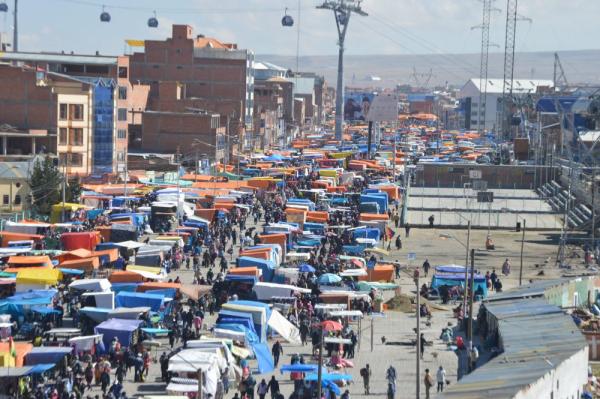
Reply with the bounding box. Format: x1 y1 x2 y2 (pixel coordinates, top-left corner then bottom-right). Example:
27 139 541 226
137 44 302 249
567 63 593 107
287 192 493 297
181 174 216 182
258 234 287 257
59 257 100 272
192 181 249 190
7 256 52 268
240 250 269 261
93 248 119 263
247 179 275 190
306 211 329 223
360 265 394 282
109 270 144 283
194 208 216 221
376 186 400 200
228 266 260 277
311 181 329 189
214 203 236 211
359 213 389 222
0 232 44 247
94 226 111 243
0 342 33 367
137 282 181 293
4 266 50 274
57 248 93 263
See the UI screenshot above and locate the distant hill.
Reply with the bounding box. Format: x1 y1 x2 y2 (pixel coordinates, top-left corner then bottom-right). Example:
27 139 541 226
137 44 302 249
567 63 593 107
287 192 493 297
258 49 600 89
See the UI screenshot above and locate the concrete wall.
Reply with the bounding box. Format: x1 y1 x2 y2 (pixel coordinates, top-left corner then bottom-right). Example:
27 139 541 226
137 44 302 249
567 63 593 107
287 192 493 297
0 178 30 212
417 164 560 189
513 348 588 399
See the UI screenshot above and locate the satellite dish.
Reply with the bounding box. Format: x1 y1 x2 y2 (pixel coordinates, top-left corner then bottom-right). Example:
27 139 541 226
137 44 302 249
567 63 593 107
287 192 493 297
100 6 111 22
148 11 158 28
281 8 294 27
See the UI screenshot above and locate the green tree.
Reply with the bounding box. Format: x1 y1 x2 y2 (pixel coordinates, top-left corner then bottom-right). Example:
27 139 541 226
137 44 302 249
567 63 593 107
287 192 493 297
29 155 62 215
66 177 82 203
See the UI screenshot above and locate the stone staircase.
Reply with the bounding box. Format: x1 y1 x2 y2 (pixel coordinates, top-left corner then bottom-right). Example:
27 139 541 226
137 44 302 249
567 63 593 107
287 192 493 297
536 181 594 229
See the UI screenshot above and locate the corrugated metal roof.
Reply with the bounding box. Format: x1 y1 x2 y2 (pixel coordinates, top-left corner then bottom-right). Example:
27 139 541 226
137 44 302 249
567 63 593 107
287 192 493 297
443 284 588 398
468 78 554 94
0 162 31 180
0 51 118 65
486 279 566 302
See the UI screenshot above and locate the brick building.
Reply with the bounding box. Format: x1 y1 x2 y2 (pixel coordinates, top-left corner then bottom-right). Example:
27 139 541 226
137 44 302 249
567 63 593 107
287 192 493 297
0 51 144 177
129 25 254 161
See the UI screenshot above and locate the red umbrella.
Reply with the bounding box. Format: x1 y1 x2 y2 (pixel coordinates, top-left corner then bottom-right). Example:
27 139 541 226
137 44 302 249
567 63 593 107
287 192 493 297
320 320 343 331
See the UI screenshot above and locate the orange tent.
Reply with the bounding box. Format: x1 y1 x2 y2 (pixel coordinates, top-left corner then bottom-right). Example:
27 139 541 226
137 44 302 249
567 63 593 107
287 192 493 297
0 232 44 247
94 226 112 243
376 186 400 201
194 208 217 221
326 186 347 193
360 265 394 282
7 256 53 268
93 248 119 263
247 179 276 190
258 234 287 257
359 213 389 222
306 211 329 223
228 266 260 277
0 342 33 367
240 248 271 261
108 271 144 283
59 257 100 272
191 181 249 190
137 282 181 293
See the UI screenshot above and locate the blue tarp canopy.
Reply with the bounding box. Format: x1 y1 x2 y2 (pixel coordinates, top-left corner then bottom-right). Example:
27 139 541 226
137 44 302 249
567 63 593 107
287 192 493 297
435 265 468 274
360 194 388 214
217 310 258 336
299 264 315 273
24 347 72 365
352 227 381 241
58 268 85 276
141 327 170 335
111 283 140 293
28 364 56 374
280 364 318 373
305 373 353 382
431 273 488 298
318 273 342 285
31 306 61 315
229 300 272 322
216 323 260 344
95 318 142 348
237 257 276 282
303 222 326 234
296 239 321 247
224 275 258 284
251 342 274 374
115 291 166 312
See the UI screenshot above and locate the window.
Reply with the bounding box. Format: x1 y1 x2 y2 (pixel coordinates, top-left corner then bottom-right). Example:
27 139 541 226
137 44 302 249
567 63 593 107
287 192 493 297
69 128 83 146
118 86 128 100
117 108 127 121
69 104 83 121
59 104 68 120
59 152 83 167
14 195 21 205
59 128 68 145
118 66 128 78
117 129 127 139
2 195 8 205
117 152 125 162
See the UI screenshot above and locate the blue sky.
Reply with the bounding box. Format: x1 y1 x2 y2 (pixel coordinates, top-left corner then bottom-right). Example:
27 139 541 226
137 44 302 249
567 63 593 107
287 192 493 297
3 0 599 56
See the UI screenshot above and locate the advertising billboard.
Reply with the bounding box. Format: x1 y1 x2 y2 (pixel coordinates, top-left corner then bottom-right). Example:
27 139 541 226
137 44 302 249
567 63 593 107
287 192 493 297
344 91 375 121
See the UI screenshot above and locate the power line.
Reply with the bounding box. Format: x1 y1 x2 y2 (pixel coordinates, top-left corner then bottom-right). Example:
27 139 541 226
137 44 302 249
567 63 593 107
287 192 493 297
54 0 308 15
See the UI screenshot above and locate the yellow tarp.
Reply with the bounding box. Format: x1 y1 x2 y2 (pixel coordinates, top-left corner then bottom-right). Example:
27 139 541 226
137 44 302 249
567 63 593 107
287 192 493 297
16 268 62 285
127 265 162 275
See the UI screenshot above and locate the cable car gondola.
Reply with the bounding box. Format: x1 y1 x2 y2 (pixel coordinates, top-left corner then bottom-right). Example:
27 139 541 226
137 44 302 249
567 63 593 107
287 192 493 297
100 6 111 22
336 11 348 25
281 8 294 27
148 11 158 28
0 3 8 12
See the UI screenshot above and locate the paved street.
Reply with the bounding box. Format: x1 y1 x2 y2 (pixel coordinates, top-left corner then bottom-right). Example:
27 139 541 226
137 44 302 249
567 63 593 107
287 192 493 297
75 221 570 399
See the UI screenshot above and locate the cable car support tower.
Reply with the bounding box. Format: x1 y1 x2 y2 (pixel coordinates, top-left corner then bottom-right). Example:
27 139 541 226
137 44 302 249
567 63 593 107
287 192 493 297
317 0 368 141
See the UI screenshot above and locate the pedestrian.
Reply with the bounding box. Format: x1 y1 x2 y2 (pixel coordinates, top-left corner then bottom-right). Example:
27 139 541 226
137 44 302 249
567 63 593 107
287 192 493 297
271 340 283 367
422 258 430 276
502 258 511 275
428 214 435 228
257 379 268 399
395 235 402 250
386 365 397 390
100 368 110 396
420 333 427 359
490 269 497 291
405 223 411 237
387 382 395 399
267 376 279 399
424 369 434 399
341 389 350 399
469 345 479 372
394 261 401 279
360 364 371 394
436 366 446 392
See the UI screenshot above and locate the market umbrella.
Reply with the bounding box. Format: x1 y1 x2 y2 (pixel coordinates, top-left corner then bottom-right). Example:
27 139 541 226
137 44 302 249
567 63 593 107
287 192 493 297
299 264 316 273
320 320 343 331
318 273 342 285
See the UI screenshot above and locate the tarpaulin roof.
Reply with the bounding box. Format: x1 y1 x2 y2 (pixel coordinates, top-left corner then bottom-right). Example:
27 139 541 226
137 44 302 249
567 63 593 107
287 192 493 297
69 278 111 292
251 342 274 374
95 318 142 348
16 268 62 285
116 291 166 312
24 347 72 365
8 256 52 267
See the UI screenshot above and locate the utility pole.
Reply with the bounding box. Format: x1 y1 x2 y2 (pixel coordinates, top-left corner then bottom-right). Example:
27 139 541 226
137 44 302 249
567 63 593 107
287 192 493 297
519 219 526 285
414 269 421 399
317 0 368 141
472 0 496 133
62 157 67 222
13 0 18 52
317 326 324 399
468 248 475 342
500 0 518 139
463 221 471 327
